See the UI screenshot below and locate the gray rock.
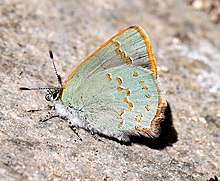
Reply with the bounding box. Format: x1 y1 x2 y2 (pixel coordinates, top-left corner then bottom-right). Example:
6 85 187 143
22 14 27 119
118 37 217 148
1 0 219 180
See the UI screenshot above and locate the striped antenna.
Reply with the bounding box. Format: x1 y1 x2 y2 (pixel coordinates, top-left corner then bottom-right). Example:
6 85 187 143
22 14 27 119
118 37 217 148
20 50 62 91
49 50 62 88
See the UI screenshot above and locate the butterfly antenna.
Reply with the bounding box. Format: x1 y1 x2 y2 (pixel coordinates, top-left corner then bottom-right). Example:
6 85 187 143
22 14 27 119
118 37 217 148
20 87 52 91
20 50 62 92
49 50 62 88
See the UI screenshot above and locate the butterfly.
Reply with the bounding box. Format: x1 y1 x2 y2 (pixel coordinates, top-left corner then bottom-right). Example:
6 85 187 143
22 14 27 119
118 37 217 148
21 25 167 143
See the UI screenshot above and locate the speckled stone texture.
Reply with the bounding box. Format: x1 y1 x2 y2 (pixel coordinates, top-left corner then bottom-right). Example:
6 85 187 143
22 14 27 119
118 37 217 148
0 0 219 180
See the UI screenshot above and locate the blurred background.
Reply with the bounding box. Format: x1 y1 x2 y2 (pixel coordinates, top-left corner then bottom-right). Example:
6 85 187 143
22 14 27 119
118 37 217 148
0 0 219 180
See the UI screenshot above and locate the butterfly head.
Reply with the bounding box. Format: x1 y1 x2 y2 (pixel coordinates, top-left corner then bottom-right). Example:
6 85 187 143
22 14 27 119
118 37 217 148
45 87 63 102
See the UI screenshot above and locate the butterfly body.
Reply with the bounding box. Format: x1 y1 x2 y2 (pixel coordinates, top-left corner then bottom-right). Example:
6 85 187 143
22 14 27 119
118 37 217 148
52 26 167 142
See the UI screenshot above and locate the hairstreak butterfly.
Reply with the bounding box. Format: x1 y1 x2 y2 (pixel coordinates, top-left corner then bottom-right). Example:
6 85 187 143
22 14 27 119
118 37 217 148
21 25 167 143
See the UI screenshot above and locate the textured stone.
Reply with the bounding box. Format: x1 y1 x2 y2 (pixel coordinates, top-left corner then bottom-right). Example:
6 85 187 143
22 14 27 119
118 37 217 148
0 0 219 180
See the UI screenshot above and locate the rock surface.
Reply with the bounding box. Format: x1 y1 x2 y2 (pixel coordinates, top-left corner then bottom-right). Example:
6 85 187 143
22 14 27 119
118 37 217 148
0 0 219 180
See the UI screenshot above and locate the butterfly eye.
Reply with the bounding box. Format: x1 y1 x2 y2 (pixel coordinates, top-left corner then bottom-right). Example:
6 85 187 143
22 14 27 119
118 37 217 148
45 90 59 101
45 94 52 101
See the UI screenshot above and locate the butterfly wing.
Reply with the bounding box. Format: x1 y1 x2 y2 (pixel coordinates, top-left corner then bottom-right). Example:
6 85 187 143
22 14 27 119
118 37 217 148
62 65 166 140
62 26 158 103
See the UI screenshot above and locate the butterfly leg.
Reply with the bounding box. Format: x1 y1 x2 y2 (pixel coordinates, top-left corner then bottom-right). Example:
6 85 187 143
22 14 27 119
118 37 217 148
26 104 52 113
39 107 83 141
69 125 82 141
91 131 104 142
39 105 58 122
